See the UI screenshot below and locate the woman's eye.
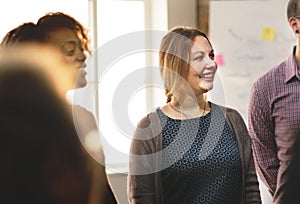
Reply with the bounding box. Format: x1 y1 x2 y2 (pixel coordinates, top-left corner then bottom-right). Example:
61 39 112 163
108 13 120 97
209 53 215 60
61 41 77 56
63 48 76 56
194 56 204 61
64 49 75 56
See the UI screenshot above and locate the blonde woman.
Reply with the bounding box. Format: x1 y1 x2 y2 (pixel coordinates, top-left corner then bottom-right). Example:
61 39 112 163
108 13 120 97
128 26 261 204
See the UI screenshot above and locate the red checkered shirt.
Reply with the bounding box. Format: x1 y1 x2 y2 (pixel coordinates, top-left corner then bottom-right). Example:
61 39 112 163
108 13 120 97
248 46 300 204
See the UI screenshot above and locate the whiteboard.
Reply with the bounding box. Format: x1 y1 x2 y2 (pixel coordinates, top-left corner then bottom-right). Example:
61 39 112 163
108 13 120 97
209 0 295 122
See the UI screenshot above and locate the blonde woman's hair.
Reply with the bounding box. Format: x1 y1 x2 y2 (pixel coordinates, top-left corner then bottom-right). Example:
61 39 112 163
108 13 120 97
159 26 212 103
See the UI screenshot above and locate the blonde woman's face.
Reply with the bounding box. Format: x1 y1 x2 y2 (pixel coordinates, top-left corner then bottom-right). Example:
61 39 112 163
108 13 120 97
187 35 217 95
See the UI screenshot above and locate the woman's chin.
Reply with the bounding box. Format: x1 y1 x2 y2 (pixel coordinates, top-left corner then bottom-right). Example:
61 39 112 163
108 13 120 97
75 78 87 88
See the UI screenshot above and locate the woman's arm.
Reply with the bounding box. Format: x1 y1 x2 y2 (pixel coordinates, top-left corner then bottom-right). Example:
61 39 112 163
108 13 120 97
127 114 162 204
225 107 262 203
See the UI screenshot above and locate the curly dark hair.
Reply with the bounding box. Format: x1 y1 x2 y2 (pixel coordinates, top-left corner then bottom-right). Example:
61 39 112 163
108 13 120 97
0 22 45 47
37 12 90 53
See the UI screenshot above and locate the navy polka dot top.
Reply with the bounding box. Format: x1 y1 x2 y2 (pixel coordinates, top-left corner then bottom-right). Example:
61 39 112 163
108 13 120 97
157 107 242 204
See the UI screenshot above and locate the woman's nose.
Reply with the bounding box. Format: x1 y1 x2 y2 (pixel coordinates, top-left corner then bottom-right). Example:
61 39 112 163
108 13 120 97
75 48 87 62
205 57 217 69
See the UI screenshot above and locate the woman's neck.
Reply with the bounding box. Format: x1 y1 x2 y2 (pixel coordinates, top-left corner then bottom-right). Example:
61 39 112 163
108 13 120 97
169 94 209 118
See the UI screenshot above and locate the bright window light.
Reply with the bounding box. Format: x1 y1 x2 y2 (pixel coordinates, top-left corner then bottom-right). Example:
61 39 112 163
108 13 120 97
97 0 146 173
0 0 88 41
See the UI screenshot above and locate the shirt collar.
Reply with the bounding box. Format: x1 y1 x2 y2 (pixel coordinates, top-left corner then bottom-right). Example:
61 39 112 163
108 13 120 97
286 46 300 83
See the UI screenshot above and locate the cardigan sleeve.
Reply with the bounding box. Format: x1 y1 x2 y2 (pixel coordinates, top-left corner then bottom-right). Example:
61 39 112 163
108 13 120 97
127 113 162 204
225 107 262 203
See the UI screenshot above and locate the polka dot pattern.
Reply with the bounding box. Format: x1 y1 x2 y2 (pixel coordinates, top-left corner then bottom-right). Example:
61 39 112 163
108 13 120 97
157 108 242 204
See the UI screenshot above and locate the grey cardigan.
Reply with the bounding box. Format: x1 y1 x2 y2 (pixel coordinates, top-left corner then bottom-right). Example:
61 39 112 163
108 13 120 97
128 103 261 204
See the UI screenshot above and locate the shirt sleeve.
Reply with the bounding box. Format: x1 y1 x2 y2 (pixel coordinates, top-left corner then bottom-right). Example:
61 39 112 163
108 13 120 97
248 81 279 195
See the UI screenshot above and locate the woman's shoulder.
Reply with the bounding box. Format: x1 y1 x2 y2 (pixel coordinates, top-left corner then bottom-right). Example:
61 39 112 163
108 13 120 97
133 108 163 142
136 108 160 129
72 104 93 115
211 102 244 121
211 102 238 113
72 105 98 134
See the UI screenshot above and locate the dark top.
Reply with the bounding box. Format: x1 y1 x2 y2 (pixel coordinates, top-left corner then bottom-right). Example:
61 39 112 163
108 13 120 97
158 109 241 204
128 103 261 204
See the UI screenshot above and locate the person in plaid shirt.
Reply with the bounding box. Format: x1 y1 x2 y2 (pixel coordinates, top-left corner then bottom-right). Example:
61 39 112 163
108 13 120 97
248 0 300 203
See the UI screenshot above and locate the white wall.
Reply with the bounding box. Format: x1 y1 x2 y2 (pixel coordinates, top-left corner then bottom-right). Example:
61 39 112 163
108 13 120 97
167 0 197 29
209 0 294 121
0 0 88 41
